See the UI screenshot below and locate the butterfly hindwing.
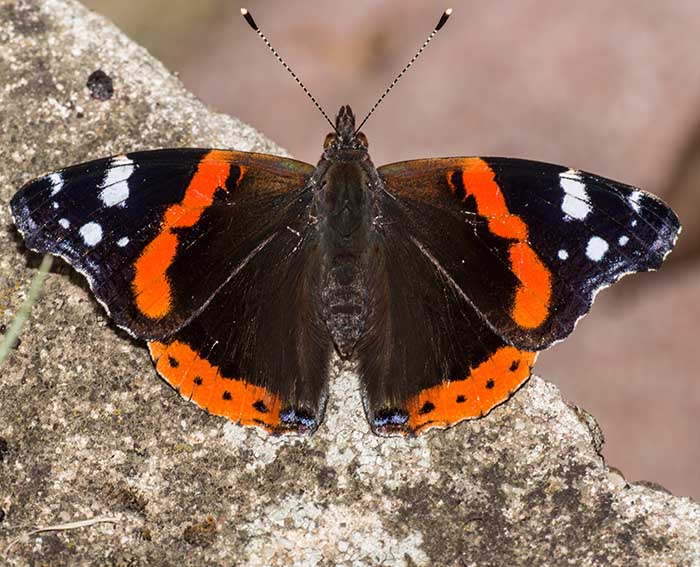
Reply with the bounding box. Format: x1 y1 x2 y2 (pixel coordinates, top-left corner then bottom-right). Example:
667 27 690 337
358 198 537 434
11 148 316 339
357 156 679 435
148 222 333 433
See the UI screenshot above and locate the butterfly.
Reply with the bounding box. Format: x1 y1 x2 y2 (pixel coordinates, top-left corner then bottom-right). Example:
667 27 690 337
9 9 680 436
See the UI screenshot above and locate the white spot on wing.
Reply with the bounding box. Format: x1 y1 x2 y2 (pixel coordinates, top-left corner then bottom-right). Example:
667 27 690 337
558 249 569 260
99 155 134 207
586 236 609 261
52 201 59 209
48 173 63 196
79 222 103 246
560 169 591 220
58 218 70 229
117 237 129 247
618 235 629 246
628 190 643 212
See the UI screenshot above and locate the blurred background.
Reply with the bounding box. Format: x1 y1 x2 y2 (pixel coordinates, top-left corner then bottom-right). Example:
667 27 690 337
82 0 699 499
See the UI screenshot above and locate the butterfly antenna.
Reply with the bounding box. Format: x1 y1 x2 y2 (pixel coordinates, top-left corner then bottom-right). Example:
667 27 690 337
354 8 452 134
241 8 337 133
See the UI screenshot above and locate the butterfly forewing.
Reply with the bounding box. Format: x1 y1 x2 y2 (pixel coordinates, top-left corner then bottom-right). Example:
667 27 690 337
11 149 316 339
377 157 680 351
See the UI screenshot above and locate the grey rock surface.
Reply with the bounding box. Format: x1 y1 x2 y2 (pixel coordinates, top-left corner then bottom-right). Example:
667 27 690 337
0 1 698 565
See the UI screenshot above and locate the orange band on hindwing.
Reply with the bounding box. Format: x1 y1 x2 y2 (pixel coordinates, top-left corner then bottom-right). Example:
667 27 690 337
148 340 282 431
132 151 245 319
406 346 537 434
447 158 552 329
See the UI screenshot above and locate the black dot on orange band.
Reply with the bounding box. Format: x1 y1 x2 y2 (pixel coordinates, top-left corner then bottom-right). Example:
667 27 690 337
419 401 436 415
456 395 466 403
167 356 179 368
510 360 520 372
193 376 203 386
222 391 232 401
253 400 268 413
485 379 495 389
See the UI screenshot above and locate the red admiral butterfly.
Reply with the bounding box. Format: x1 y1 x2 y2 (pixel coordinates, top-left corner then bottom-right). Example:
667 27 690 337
10 9 680 436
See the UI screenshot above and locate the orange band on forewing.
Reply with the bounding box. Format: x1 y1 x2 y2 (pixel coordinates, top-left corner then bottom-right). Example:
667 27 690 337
148 340 282 431
454 158 552 329
133 234 179 319
509 242 551 328
406 346 537 434
132 151 244 319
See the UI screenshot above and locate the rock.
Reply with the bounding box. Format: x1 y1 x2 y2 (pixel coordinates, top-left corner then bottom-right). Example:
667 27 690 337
0 1 698 565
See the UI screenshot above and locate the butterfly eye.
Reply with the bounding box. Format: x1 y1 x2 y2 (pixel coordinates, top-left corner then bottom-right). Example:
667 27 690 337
324 133 336 149
356 132 369 148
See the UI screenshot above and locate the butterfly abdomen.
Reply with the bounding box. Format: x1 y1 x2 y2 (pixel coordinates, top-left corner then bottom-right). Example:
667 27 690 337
316 161 373 358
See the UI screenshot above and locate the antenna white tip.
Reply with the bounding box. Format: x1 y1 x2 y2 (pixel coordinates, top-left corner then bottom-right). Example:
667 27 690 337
435 8 452 31
240 8 258 31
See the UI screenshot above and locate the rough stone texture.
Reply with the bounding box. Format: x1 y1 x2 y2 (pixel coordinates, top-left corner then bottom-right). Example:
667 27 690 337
0 1 698 565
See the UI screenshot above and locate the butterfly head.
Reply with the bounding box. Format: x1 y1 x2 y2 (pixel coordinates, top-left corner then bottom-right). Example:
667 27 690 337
323 105 369 160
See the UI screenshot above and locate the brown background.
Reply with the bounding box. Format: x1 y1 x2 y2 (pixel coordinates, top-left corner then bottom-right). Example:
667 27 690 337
82 0 699 499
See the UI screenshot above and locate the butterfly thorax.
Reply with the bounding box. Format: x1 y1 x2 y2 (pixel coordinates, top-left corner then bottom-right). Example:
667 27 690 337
314 106 375 358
